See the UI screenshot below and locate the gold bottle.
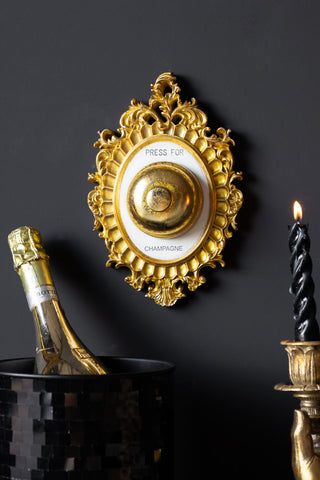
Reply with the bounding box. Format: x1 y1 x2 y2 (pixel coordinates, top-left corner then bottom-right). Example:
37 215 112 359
8 226 108 375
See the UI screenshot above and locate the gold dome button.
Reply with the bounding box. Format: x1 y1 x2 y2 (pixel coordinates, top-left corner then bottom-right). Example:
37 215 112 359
146 187 172 212
127 162 202 238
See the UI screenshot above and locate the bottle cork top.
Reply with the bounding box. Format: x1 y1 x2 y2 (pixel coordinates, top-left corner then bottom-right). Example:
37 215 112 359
8 226 49 270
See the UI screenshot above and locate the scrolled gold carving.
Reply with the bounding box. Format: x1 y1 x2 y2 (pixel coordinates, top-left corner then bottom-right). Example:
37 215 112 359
88 72 243 306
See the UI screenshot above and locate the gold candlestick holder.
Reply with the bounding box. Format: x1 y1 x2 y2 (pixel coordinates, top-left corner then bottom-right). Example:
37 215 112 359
275 340 320 419
275 340 320 478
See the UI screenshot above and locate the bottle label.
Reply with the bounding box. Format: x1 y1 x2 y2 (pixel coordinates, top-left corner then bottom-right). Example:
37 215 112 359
26 285 58 310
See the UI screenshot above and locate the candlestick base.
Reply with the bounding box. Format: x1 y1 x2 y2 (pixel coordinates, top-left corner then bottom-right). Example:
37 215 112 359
275 340 320 479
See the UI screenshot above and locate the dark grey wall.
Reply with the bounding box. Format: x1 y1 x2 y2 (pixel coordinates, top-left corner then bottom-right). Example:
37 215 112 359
1 1 319 478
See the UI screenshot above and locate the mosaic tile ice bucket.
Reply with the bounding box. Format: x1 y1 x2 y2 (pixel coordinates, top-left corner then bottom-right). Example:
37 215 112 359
0 357 174 480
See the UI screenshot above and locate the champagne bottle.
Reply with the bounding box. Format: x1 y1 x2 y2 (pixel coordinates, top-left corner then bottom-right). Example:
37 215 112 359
8 226 108 375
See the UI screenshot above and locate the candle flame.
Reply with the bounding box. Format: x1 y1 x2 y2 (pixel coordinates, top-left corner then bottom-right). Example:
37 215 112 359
293 201 303 221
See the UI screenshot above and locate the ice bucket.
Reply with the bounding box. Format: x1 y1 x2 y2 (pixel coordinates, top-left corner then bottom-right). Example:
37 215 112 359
0 357 174 480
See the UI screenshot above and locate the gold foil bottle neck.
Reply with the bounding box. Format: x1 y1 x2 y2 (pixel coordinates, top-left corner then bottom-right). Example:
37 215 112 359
8 226 49 270
8 226 109 375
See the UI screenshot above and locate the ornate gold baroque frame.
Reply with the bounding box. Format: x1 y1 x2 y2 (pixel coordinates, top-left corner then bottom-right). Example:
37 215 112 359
88 73 243 306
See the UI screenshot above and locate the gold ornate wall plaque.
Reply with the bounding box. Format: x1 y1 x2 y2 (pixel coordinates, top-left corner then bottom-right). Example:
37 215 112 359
88 72 243 306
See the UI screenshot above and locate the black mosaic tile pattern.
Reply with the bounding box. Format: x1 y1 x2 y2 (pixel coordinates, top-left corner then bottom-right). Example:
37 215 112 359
0 357 174 480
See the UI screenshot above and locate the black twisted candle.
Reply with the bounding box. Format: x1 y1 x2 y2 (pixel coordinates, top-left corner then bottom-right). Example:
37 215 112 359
289 204 320 341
